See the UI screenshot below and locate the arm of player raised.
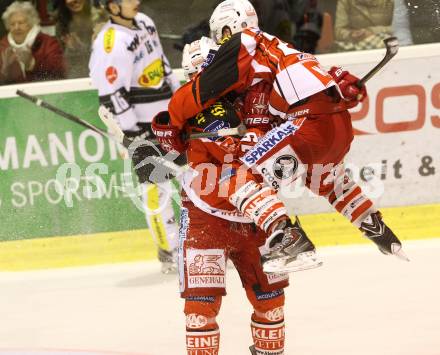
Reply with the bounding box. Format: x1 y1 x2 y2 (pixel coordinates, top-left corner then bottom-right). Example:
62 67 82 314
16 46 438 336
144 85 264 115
168 33 253 129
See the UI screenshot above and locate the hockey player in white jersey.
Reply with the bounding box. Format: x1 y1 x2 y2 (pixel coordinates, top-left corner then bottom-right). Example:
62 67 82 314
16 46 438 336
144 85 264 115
89 0 183 273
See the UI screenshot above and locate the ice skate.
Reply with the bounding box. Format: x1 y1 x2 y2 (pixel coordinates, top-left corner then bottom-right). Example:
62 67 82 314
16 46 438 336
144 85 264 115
261 217 323 274
158 248 178 274
360 212 410 261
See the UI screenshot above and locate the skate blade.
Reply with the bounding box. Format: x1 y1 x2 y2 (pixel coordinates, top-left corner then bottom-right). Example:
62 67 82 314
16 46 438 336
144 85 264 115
263 251 323 274
391 243 410 262
161 262 178 274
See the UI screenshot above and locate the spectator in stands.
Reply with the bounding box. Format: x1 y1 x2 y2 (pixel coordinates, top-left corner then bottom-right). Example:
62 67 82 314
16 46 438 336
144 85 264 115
176 0 294 50
0 1 66 85
392 0 413 46
291 0 323 53
252 0 292 43
286 0 308 25
0 0 15 37
175 19 210 51
334 0 394 51
1 0 57 37
406 0 440 45
54 0 106 78
35 0 56 29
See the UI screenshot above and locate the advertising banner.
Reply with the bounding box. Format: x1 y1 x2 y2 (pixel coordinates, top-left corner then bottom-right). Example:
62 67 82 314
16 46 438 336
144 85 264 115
0 89 146 242
285 44 440 214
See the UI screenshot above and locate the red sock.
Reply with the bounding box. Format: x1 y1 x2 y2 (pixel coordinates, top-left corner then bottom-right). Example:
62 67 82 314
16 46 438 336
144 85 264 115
186 328 220 355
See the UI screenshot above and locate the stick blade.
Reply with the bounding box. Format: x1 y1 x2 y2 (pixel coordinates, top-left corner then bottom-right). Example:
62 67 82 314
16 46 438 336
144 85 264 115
384 36 399 56
98 105 125 144
98 105 112 121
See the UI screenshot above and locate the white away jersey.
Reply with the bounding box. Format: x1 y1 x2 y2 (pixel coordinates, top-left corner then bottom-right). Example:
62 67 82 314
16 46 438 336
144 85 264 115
89 13 180 131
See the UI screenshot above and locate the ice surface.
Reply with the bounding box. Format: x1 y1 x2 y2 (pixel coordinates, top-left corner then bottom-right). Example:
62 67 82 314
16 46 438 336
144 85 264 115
0 239 439 355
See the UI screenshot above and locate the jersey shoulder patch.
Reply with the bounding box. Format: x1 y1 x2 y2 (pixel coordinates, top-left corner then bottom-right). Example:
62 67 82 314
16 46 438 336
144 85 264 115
98 26 134 57
102 26 116 53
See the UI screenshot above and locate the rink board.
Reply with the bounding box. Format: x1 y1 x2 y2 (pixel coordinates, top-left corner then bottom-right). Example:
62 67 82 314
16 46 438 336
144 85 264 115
1 44 440 270
0 203 439 271
0 84 148 242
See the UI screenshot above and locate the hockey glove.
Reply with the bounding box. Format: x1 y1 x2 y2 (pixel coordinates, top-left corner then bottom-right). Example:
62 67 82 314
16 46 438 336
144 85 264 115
241 81 273 132
152 111 188 153
124 123 185 184
328 66 367 107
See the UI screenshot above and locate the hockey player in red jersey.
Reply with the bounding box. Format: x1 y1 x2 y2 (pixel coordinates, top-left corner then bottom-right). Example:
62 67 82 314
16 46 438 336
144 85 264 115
152 0 408 276
168 38 296 355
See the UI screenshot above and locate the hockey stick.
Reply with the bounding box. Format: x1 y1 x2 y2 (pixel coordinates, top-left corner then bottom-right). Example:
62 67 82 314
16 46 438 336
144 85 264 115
159 33 183 40
97 105 247 146
357 36 399 87
16 90 247 149
16 89 186 174
16 89 113 141
17 90 246 176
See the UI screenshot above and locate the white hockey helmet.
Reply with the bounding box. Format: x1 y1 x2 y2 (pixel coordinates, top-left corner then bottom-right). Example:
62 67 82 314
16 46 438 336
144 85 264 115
209 0 258 42
182 36 219 80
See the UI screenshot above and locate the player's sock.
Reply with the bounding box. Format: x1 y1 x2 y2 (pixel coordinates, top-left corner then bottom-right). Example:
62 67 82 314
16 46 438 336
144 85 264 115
186 328 220 355
229 181 289 233
250 318 285 354
230 181 322 273
185 297 221 354
326 182 375 227
324 178 409 260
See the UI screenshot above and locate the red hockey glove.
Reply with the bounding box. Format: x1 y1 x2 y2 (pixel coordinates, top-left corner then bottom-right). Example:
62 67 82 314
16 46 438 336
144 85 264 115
328 66 367 106
242 81 273 132
152 111 188 153
243 82 271 115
